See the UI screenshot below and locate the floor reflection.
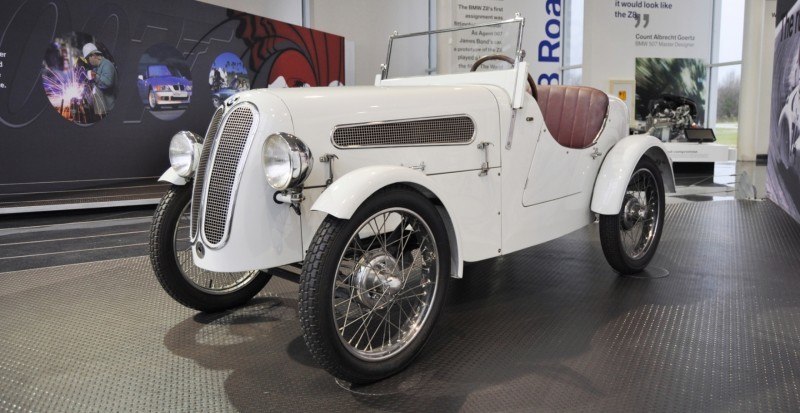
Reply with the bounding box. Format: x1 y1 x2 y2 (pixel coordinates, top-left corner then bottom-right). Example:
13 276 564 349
669 160 767 204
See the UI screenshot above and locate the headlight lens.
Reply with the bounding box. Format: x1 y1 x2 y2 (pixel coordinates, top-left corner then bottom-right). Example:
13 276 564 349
262 133 313 190
154 85 169 92
168 131 202 178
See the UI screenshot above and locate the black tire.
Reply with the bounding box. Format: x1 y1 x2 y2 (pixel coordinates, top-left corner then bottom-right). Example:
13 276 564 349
149 184 270 312
299 187 450 384
599 157 666 275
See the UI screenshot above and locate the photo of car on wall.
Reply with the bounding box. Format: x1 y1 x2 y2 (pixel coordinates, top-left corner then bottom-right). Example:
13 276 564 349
209 52 250 108
137 43 192 121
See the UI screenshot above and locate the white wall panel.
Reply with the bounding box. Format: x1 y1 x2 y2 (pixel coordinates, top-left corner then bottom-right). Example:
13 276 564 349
309 0 429 85
196 0 303 25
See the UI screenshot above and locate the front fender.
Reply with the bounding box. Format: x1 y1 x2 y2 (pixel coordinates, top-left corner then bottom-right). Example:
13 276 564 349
158 168 189 186
591 135 676 215
311 165 464 278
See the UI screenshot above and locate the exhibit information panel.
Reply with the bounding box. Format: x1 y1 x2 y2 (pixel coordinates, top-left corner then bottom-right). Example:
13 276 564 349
0 0 344 201
437 0 562 85
583 0 714 150
768 0 800 223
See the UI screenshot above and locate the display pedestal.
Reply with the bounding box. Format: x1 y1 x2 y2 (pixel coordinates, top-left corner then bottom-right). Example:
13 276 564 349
663 142 736 163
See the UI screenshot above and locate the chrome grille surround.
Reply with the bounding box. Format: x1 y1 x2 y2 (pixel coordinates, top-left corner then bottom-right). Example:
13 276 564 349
200 103 259 248
190 107 225 240
331 115 476 148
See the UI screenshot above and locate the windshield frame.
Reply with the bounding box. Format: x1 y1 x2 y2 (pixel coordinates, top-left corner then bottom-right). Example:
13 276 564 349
381 13 525 80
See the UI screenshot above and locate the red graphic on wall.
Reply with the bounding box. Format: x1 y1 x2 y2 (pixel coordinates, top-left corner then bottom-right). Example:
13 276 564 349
227 11 344 87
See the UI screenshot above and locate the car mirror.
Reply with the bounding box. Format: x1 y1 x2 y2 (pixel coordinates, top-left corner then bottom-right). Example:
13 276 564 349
137 75 144 81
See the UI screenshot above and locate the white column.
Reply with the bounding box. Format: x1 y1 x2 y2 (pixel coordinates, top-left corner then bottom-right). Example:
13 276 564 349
738 0 765 161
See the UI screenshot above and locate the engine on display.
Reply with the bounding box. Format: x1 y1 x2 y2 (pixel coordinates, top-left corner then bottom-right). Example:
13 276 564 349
645 94 699 142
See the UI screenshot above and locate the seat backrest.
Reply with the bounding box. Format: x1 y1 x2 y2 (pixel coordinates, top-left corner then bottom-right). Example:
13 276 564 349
535 85 609 149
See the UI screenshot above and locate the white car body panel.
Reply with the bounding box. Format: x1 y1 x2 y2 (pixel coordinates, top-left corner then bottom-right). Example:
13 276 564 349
193 85 502 272
380 63 529 109
186 61 674 276
191 93 303 272
496 95 629 254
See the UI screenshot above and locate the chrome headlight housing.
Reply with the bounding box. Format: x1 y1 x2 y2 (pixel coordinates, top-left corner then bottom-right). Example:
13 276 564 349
262 132 313 191
168 130 202 178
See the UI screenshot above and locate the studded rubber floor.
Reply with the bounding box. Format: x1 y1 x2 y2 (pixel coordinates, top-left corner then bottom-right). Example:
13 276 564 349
1 200 799 412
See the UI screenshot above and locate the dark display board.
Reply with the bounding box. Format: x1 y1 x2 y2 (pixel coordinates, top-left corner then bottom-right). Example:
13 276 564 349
778 0 795 25
769 0 800 223
0 0 343 195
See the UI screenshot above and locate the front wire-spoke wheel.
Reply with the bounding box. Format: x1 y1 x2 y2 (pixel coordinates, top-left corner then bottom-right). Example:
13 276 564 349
599 157 665 274
299 187 450 384
150 185 271 312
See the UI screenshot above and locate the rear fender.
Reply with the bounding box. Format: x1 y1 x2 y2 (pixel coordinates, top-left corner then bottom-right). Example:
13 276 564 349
591 135 675 215
311 165 464 278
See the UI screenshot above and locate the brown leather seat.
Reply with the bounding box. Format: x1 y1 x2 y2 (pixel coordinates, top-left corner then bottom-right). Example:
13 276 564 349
535 85 609 149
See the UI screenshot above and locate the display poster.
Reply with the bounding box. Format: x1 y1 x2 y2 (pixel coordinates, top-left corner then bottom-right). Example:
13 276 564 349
583 0 712 121
767 0 800 223
0 0 344 199
440 0 562 85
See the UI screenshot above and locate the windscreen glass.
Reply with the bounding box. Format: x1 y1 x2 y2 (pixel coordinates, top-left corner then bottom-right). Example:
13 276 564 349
385 19 523 79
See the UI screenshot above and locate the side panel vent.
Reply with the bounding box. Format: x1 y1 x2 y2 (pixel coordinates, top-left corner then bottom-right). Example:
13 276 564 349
332 115 475 148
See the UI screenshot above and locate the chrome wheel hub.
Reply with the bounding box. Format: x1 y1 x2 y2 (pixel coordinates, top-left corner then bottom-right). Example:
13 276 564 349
353 251 403 309
622 195 644 230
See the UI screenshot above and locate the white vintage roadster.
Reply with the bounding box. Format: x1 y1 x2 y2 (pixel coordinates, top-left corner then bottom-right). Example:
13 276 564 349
149 15 674 383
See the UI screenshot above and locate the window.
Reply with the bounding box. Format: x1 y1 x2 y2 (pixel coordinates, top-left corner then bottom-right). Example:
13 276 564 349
707 0 745 147
562 0 584 85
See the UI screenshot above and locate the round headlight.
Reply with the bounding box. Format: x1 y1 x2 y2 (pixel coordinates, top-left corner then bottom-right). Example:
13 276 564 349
168 131 201 178
262 133 313 191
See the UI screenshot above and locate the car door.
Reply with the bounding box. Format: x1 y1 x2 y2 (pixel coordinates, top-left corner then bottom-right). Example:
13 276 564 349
522 131 584 206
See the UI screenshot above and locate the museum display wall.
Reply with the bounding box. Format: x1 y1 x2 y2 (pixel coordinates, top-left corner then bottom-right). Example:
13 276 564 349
0 0 343 201
1 0 798 222
768 0 800 222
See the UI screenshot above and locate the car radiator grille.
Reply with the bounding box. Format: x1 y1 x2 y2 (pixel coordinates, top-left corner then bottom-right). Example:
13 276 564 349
190 107 224 240
202 106 256 246
331 115 475 148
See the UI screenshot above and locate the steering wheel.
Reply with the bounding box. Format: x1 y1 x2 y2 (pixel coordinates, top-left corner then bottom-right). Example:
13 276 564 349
470 54 537 101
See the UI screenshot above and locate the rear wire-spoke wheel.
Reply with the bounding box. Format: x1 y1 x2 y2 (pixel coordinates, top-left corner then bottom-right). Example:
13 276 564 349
299 188 450 384
150 185 270 312
599 157 665 274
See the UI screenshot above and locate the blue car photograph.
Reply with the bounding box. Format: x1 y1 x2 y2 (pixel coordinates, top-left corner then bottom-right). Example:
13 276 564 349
137 64 192 111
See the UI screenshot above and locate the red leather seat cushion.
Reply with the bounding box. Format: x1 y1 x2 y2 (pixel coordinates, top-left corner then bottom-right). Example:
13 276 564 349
535 85 609 149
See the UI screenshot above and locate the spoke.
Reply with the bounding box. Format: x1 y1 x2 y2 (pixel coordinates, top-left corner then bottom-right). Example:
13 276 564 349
380 212 391 254
339 285 391 331
366 220 384 252
367 307 402 346
335 282 384 309
337 305 368 328
349 310 377 348
394 291 428 305
395 299 413 320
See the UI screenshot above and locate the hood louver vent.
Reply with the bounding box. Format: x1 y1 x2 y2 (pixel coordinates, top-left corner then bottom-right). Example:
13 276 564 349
332 115 475 148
